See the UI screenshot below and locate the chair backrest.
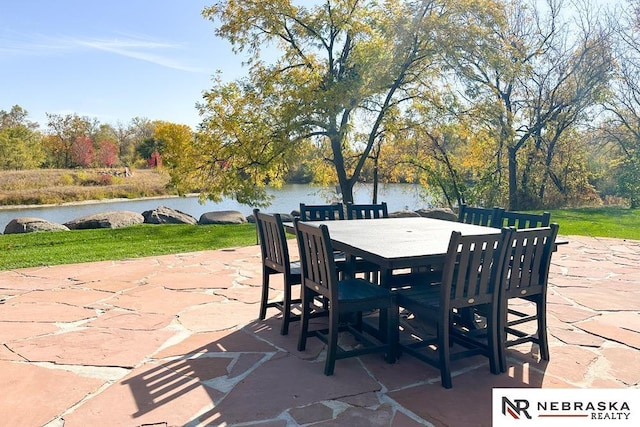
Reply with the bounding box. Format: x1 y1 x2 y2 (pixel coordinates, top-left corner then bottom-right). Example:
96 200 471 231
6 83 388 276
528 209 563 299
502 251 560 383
346 202 389 219
501 210 551 229
457 204 505 228
299 203 345 221
501 223 559 298
294 219 340 301
254 209 292 275
440 228 511 311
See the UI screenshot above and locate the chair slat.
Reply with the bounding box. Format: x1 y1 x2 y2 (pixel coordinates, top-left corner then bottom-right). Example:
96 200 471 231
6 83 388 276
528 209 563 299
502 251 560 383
458 204 504 228
300 203 345 221
346 202 389 219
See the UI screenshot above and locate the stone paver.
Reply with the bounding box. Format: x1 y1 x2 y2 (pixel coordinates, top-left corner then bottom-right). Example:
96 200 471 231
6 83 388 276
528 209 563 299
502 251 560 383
0 237 638 426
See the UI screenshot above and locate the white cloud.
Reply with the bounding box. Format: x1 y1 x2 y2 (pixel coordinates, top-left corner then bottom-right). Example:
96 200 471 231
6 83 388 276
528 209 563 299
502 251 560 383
0 32 205 73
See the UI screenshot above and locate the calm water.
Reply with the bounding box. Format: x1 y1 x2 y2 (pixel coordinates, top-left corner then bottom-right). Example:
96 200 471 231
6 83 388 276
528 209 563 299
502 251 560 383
0 183 432 232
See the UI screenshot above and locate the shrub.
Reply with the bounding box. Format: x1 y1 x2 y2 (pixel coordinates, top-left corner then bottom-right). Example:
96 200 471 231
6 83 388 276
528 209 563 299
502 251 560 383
59 173 75 186
96 174 113 186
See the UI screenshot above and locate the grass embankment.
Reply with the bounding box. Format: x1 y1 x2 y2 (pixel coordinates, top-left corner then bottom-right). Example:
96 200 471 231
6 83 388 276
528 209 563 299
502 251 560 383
0 168 173 205
0 223 258 270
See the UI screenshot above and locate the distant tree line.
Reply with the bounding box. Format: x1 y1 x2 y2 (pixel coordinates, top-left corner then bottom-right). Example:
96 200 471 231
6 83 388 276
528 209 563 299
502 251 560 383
0 106 187 172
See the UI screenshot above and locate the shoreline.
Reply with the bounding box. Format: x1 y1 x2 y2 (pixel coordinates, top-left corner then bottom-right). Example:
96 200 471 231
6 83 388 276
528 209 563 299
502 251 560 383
0 194 192 211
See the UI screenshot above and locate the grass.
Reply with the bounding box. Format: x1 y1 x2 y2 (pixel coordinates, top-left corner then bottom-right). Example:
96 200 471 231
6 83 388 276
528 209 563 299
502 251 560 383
0 168 173 205
1 206 638 271
547 206 640 240
0 223 258 270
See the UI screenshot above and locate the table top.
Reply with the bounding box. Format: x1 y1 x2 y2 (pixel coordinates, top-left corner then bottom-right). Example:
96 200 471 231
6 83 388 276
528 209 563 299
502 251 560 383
304 217 502 269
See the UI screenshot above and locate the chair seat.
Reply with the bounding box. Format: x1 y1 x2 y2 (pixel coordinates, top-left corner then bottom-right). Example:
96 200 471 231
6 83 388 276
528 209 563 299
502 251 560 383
396 286 440 320
387 269 443 289
338 278 394 303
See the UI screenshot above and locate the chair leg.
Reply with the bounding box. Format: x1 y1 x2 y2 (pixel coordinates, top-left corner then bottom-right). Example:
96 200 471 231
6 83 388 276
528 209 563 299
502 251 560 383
487 310 501 375
324 309 340 376
297 288 312 352
385 305 398 363
439 318 452 389
281 278 292 336
259 269 270 320
536 299 550 361
499 300 508 373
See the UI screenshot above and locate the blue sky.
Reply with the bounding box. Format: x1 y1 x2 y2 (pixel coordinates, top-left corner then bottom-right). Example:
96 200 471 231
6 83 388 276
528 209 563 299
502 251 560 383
0 0 246 129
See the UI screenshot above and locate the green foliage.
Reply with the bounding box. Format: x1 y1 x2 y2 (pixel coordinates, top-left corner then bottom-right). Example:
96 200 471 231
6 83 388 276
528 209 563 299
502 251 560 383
0 106 44 169
192 0 474 205
615 153 640 208
0 223 257 270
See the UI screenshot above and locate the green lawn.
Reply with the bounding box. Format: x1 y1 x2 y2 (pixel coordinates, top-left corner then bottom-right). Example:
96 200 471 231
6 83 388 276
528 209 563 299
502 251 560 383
547 207 640 240
1 206 638 270
0 223 258 270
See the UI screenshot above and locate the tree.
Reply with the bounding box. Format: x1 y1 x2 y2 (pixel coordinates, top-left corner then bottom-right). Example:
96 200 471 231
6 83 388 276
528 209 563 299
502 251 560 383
0 105 44 169
45 113 98 168
97 140 119 167
71 136 95 167
174 0 492 206
601 0 640 208
451 0 613 209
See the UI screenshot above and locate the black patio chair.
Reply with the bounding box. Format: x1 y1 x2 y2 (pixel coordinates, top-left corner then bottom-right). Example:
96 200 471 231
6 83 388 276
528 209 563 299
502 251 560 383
394 228 511 388
499 223 559 372
500 210 551 229
346 202 389 219
294 219 397 376
254 209 303 335
299 203 345 221
457 204 505 228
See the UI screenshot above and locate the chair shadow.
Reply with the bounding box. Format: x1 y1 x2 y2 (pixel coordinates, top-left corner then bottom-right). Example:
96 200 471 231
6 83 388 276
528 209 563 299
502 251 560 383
121 315 331 426
121 318 282 423
120 311 553 427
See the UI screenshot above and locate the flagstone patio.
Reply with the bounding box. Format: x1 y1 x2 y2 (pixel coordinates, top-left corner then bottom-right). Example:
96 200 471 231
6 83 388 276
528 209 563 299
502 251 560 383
0 234 638 426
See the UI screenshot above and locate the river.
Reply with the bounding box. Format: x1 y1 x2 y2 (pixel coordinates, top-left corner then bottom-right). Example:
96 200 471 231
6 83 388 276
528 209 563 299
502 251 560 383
0 183 432 232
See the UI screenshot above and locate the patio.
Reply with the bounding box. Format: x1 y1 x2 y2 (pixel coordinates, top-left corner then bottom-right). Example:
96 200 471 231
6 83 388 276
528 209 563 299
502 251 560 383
1 234 638 426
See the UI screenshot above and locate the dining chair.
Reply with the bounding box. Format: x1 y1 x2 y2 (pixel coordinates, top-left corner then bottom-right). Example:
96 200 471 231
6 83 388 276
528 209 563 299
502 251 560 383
500 210 551 229
394 228 511 388
254 209 303 335
457 204 505 228
299 203 345 221
294 218 398 376
346 202 389 219
499 223 559 372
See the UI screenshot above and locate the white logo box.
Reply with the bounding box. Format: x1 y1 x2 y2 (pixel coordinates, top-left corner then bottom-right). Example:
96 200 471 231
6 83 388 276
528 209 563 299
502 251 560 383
493 388 640 427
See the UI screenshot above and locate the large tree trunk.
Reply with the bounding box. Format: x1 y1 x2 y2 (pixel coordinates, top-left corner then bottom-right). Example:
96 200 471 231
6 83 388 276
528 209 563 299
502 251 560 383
331 134 354 204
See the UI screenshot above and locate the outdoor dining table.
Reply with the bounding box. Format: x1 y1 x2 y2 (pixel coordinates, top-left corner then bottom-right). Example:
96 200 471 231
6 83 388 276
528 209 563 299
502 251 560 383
297 216 504 286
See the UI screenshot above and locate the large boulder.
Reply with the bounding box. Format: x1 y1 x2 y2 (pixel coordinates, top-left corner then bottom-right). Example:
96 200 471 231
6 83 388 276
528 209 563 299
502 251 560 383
142 206 197 225
388 209 421 218
64 211 144 229
4 217 70 234
415 208 457 222
199 210 247 225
